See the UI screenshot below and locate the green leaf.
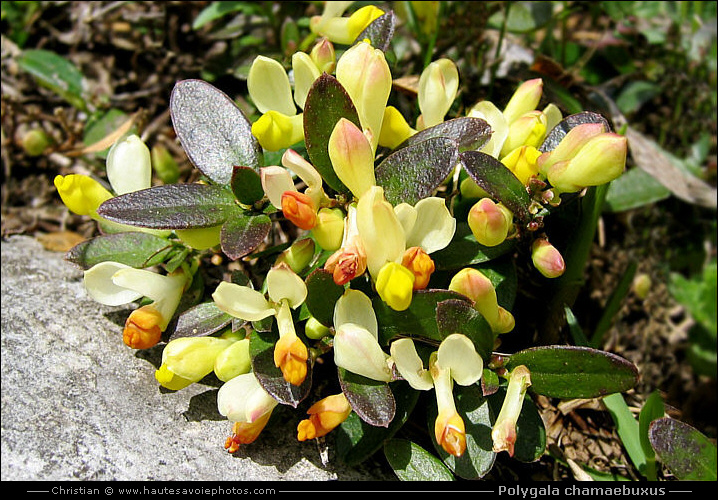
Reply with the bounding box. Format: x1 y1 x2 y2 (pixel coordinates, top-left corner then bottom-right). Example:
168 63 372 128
64 232 173 270
373 289 472 345
97 184 238 229
435 299 495 361
170 79 262 185
540 112 612 153
649 417 717 481
604 166 672 212
487 1 553 33
17 49 87 110
638 391 665 480
231 166 264 205
669 261 717 334
375 137 458 206
396 117 491 153
336 381 419 467
615 81 661 115
354 10 396 52
383 439 455 481
249 328 311 408
487 389 546 463
220 212 271 260
338 368 395 428
602 393 648 475
304 268 345 327
192 1 261 30
431 222 515 270
428 384 496 479
460 150 532 222
506 346 639 399
169 301 233 341
83 108 132 158
303 74 359 194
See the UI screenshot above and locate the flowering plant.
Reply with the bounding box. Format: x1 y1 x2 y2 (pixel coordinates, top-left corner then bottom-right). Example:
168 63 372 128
55 4 639 479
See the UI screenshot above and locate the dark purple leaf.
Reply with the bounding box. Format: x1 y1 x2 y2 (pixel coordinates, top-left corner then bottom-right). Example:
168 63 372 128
396 117 492 152
375 137 458 206
97 184 238 229
338 367 395 428
220 213 271 260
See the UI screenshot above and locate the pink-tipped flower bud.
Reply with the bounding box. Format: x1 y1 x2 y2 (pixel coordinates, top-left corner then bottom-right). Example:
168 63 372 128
501 110 547 158
545 132 627 193
310 37 336 74
502 78 543 126
531 238 565 278
467 198 514 247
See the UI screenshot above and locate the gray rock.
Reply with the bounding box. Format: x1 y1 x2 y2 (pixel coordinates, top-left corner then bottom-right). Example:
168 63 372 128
1 235 393 482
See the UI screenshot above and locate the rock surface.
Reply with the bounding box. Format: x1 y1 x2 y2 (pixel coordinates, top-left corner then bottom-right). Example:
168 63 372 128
1 235 392 482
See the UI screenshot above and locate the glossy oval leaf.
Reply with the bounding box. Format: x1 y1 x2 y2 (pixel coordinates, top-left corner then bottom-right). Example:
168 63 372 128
375 137 458 206
436 299 495 361
17 49 87 110
249 328 312 408
396 117 492 153
65 232 173 270
338 367 395 428
231 166 265 205
383 438 455 481
649 417 717 481
220 212 271 260
506 346 639 399
304 268 346 327
170 79 262 185
303 74 359 194
97 184 238 229
428 383 496 479
431 222 516 271
170 301 233 341
336 380 419 467
354 10 396 52
373 289 472 346
460 150 532 222
539 111 612 153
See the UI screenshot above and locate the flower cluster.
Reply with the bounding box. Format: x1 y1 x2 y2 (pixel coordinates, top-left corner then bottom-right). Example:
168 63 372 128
55 2 629 473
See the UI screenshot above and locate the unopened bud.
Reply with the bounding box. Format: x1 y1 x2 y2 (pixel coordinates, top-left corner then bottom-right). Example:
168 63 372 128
501 111 547 158
449 268 514 333
276 238 316 273
310 37 336 74
531 238 565 278
502 78 543 125
304 316 331 340
22 128 52 156
151 144 180 184
311 208 345 251
467 198 513 247
546 133 627 193
214 338 252 382
106 134 152 195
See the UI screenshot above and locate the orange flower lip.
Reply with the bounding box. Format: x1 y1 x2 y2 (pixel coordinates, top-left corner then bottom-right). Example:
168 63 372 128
273 334 308 386
123 305 163 350
281 190 317 230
